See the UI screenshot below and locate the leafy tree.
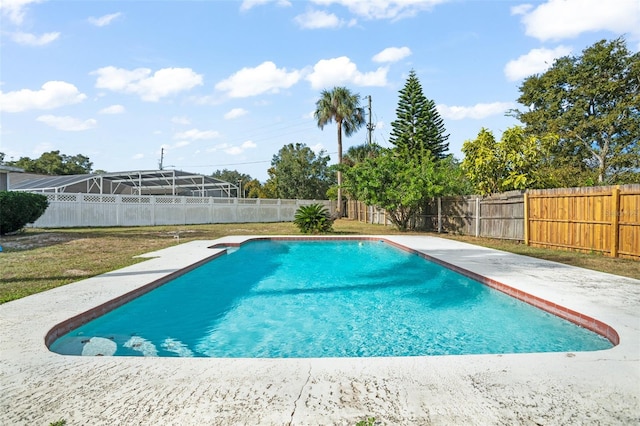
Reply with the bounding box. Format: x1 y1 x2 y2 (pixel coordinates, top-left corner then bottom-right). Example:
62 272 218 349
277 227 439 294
264 142 334 200
512 37 639 184
314 86 365 215
343 149 450 231
461 127 558 195
436 155 474 196
259 173 278 198
211 168 254 197
211 169 252 185
8 151 93 175
389 70 449 160
243 179 264 198
461 129 502 195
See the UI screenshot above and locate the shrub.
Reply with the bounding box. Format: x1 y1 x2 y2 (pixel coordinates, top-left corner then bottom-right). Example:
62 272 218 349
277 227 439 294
293 203 334 234
0 191 49 235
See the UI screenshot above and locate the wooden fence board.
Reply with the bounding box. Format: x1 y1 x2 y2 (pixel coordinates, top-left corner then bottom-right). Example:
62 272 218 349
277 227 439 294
526 185 640 259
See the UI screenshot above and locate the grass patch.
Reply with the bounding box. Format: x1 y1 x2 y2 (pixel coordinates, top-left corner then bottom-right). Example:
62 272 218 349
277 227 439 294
0 220 637 304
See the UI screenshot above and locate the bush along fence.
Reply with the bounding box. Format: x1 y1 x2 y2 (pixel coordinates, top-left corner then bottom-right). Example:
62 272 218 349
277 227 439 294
347 184 640 260
28 193 333 228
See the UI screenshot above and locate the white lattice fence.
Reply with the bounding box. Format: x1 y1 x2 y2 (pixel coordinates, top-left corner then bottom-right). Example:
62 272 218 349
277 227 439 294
30 194 331 228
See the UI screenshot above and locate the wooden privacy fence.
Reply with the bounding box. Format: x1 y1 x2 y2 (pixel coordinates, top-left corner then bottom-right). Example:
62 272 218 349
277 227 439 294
346 184 639 259
525 185 640 260
346 192 525 240
419 191 524 240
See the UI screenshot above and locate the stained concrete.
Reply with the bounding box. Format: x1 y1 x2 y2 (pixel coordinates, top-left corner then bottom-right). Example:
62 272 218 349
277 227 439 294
1 235 638 425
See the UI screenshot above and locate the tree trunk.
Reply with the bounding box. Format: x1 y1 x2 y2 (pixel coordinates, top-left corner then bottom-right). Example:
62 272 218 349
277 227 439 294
336 120 343 216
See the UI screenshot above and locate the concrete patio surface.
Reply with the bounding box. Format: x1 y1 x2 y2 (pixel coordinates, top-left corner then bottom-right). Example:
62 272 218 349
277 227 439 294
1 235 639 425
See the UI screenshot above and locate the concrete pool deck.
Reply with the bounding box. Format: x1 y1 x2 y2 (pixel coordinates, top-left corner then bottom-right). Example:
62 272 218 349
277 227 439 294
1 235 639 425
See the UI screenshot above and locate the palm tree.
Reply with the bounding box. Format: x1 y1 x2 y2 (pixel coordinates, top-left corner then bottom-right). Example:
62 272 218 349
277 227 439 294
314 87 365 216
343 143 383 167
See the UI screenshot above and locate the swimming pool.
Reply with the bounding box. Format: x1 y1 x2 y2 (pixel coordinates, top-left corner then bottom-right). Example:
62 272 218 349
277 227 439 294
49 238 613 358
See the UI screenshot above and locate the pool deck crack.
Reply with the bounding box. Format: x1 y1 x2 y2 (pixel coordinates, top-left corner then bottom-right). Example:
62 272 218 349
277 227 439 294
288 365 312 426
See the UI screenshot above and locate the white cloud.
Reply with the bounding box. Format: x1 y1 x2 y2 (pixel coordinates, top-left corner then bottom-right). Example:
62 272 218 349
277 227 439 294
310 143 325 154
514 0 640 41
240 0 291 12
0 0 43 25
9 31 59 46
92 66 203 101
205 140 257 155
311 0 446 20
437 102 514 120
306 56 388 89
504 45 572 81
224 140 257 155
0 81 86 112
88 12 122 27
224 108 249 120
36 115 97 131
132 153 144 160
294 10 344 29
372 46 412 63
510 4 532 15
171 116 191 125
174 129 221 141
215 61 302 98
190 93 225 106
99 104 125 114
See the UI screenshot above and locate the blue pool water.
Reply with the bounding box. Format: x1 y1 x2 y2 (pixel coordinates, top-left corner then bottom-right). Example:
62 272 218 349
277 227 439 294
50 240 612 358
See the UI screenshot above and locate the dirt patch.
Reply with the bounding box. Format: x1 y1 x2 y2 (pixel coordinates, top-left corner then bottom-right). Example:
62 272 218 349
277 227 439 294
64 269 90 276
0 233 77 251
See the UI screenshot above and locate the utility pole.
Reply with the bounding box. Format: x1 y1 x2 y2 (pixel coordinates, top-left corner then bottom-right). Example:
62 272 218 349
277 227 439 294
158 148 164 170
366 95 375 145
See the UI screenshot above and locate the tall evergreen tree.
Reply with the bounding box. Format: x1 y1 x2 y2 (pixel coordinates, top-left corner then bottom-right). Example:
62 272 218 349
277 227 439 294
389 70 449 159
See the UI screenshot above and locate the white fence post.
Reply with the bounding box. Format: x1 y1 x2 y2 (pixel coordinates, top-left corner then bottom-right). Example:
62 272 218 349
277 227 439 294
116 194 121 226
151 196 156 226
233 197 238 222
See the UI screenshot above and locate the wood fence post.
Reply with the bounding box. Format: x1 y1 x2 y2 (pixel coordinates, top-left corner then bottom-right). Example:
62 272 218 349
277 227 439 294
523 192 529 246
475 197 480 237
611 186 620 258
437 197 442 233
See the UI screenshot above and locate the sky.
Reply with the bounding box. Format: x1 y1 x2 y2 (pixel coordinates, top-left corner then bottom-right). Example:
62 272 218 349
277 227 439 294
1 0 639 182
